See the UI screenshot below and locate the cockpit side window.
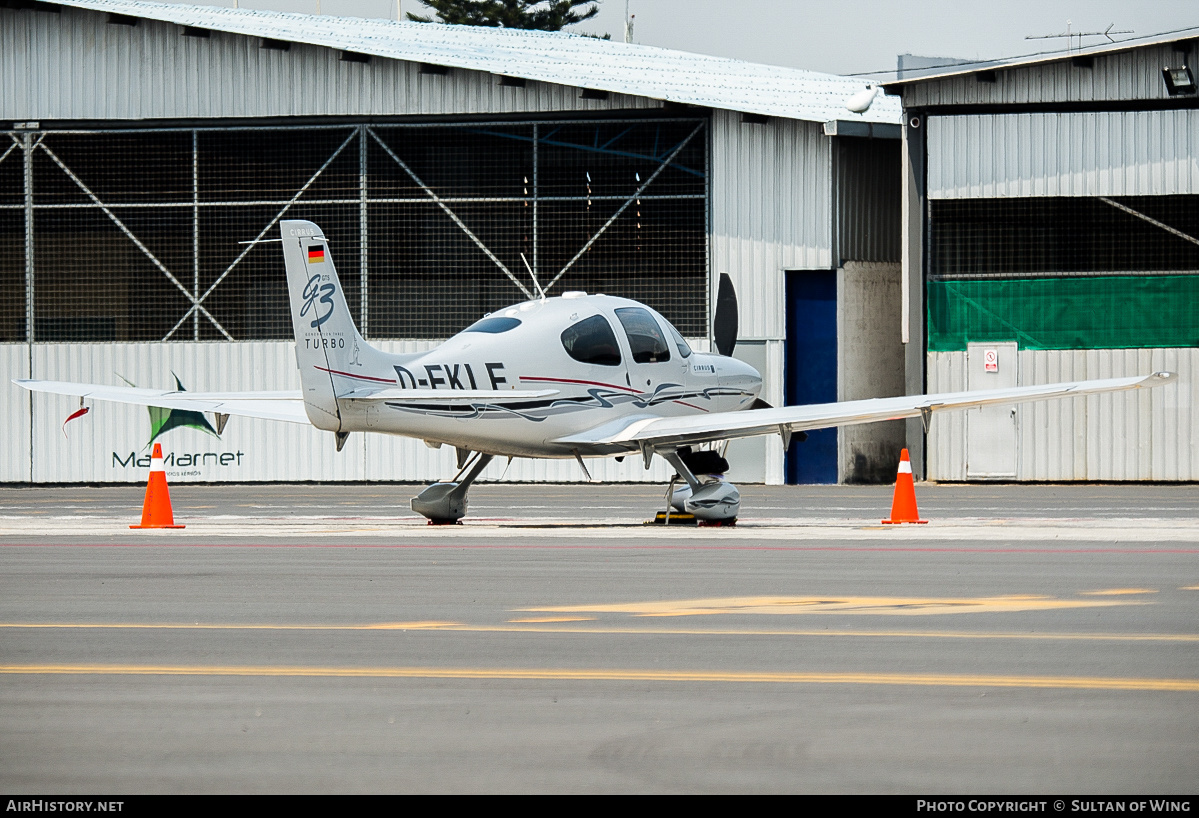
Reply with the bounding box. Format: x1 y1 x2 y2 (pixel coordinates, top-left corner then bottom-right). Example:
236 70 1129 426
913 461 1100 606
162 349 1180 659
561 314 622 366
615 307 671 364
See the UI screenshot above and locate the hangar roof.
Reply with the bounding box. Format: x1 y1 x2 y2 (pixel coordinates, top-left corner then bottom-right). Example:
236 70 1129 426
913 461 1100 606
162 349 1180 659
883 26 1199 88
39 0 901 125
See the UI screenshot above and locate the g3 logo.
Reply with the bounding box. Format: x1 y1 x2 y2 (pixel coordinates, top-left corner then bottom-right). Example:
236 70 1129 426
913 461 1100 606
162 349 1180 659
301 274 336 328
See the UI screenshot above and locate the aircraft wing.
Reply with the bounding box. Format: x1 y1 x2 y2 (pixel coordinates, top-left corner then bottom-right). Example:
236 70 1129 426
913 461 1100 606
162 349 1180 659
14 379 562 424
14 379 312 424
555 372 1177 451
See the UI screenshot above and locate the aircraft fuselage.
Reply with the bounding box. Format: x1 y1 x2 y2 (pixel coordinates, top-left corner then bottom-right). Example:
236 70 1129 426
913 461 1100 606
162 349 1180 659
323 294 763 458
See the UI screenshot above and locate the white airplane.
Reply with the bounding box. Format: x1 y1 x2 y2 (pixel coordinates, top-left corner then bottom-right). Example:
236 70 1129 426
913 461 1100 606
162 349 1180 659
16 219 1176 524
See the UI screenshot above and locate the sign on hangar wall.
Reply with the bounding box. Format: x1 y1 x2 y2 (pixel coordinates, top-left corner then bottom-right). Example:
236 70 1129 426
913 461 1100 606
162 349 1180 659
16 341 359 483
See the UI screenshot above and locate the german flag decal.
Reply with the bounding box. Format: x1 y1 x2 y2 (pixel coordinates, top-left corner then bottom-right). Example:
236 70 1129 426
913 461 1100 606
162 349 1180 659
307 245 326 264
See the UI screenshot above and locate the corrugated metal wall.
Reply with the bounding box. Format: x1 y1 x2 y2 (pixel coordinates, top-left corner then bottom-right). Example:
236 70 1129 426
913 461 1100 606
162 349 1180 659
1 5 658 120
1 341 675 484
709 111 837 483
927 348 1198 481
928 111 1199 199
1 344 32 482
835 138 902 263
709 110 833 342
902 43 1187 108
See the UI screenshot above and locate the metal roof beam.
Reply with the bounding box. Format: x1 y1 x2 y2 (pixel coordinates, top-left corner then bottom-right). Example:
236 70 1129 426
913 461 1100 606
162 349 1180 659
821 120 901 140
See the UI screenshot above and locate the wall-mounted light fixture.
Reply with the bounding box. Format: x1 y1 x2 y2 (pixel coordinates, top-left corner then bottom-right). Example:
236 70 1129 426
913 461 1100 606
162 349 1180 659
1162 65 1197 95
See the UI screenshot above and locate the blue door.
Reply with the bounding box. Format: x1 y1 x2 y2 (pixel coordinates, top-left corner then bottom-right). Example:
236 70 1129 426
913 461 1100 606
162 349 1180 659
785 270 837 484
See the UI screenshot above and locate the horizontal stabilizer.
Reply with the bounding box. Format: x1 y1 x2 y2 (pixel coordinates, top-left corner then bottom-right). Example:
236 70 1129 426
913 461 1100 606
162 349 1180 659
14 380 310 425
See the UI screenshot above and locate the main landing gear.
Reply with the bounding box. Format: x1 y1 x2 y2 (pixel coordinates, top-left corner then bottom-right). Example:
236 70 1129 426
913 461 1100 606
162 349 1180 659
409 446 741 526
411 451 494 525
657 446 741 524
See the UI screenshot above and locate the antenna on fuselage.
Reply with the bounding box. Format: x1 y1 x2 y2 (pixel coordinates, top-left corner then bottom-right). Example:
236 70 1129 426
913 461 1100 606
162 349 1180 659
521 252 546 301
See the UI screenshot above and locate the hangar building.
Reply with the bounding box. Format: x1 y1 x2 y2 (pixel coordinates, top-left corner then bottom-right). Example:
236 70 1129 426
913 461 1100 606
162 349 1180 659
1 0 903 486
885 34 1199 482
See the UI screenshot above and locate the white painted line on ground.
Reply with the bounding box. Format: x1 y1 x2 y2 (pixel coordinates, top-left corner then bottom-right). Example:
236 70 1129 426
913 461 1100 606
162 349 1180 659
1 516 1198 542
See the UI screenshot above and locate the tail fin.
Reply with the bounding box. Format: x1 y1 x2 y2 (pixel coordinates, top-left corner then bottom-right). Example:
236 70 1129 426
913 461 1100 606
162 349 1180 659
280 219 379 431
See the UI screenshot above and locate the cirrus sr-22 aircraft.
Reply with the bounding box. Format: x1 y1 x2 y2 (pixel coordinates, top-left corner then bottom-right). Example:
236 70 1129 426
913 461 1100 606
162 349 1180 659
16 219 1176 524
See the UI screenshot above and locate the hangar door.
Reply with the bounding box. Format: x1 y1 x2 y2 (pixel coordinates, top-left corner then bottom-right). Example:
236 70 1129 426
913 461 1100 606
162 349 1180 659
784 270 837 483
965 342 1017 479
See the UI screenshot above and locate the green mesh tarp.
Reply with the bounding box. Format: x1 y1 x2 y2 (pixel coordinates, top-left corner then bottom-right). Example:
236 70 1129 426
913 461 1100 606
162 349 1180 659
927 275 1199 351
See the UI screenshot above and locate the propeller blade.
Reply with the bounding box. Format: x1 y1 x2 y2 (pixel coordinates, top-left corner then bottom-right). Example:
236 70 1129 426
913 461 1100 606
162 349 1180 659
713 272 739 357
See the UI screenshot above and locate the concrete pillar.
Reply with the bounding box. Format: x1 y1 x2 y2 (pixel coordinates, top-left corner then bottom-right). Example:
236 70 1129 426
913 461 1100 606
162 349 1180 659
838 261 905 482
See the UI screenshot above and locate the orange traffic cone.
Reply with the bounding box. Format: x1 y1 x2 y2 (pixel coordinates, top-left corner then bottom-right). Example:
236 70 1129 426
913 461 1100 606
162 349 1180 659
129 443 185 529
882 448 927 525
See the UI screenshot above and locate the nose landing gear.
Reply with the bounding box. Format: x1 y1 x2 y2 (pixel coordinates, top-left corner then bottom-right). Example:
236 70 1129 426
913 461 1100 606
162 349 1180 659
411 451 494 524
657 446 740 524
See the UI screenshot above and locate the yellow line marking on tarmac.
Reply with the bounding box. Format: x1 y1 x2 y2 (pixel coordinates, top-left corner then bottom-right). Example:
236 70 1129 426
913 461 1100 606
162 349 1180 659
0 664 1196 692
507 617 597 623
1079 588 1158 596
1 622 1197 642
0 621 461 631
519 594 1144 617
1182 585 1199 591
451 626 1199 641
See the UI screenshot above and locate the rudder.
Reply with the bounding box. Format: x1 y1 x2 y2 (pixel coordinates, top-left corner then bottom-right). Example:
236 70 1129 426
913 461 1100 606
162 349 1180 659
280 219 367 431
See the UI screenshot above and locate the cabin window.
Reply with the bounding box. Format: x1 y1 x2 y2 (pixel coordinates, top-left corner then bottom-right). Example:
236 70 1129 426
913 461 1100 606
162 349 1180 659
561 315 622 366
464 316 521 334
615 307 671 363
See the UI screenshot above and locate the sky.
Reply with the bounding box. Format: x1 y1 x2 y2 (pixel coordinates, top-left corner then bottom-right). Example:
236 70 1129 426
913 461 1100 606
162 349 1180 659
157 0 1199 77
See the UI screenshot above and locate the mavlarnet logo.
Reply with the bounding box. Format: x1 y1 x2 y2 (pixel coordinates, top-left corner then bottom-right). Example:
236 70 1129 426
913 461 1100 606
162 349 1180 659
302 274 336 328
110 374 244 471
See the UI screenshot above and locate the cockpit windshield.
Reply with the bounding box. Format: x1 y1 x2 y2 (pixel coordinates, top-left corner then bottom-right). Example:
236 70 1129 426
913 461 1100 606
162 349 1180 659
663 318 692 358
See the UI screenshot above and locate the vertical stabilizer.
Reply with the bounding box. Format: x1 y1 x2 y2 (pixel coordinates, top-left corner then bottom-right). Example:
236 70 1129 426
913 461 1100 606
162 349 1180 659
280 219 371 431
